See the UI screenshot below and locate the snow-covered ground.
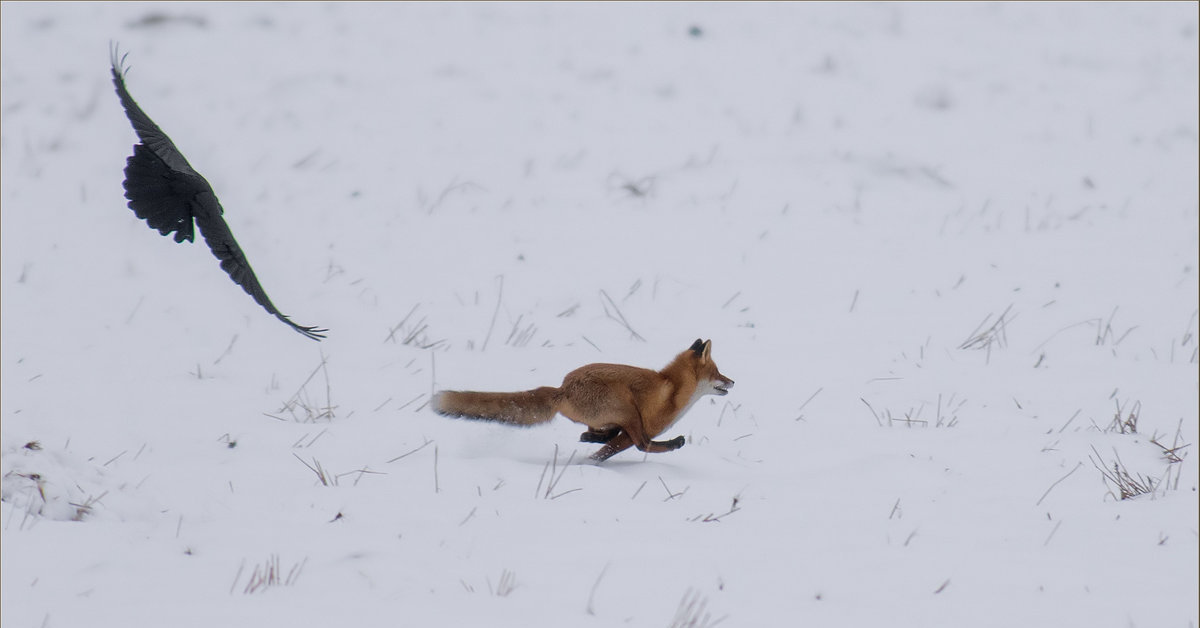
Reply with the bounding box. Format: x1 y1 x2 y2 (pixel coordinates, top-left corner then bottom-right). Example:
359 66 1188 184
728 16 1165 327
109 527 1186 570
2 3 1197 626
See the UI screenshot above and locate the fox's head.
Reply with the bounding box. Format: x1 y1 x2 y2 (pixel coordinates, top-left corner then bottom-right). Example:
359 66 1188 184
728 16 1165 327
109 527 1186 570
687 338 734 396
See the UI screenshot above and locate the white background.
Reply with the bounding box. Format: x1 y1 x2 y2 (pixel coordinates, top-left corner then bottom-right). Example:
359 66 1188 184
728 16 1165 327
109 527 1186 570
2 3 1197 626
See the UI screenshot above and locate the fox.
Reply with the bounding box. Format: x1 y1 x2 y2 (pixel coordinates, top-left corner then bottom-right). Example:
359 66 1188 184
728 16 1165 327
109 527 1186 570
431 339 734 463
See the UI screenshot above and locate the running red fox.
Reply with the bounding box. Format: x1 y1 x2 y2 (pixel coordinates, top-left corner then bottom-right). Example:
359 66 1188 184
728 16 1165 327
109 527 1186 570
432 339 734 462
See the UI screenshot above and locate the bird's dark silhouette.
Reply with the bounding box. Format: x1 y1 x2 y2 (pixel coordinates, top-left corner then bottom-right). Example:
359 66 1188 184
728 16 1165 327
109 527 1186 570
110 46 326 341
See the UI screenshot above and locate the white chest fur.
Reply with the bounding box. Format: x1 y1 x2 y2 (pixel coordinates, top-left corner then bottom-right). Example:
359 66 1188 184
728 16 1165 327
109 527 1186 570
663 386 710 433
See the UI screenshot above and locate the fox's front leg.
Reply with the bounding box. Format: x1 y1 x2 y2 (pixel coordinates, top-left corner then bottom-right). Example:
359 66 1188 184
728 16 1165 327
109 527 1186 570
588 431 685 463
651 435 686 451
589 405 684 462
621 413 684 453
589 431 634 462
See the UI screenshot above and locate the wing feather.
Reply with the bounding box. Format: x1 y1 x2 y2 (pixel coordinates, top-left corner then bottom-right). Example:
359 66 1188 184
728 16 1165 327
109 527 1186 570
110 49 198 177
122 143 197 243
192 204 328 341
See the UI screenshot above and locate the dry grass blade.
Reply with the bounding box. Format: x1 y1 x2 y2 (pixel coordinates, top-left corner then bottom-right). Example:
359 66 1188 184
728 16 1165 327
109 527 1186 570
1088 446 1156 500
860 397 883 427
694 496 742 523
1036 462 1083 506
537 444 580 499
237 554 307 594
384 303 447 349
959 304 1016 362
599 289 645 342
794 387 822 421
68 490 108 521
269 354 337 423
658 476 688 501
1106 399 1140 434
586 563 610 615
294 454 337 487
1150 418 1190 464
505 314 537 347
336 466 386 487
482 275 504 351
490 568 518 597
420 176 483 214
668 589 725 628
1093 306 1137 347
388 438 433 463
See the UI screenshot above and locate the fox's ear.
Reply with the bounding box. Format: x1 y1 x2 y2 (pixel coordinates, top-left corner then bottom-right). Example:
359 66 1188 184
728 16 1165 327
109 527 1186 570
701 339 712 360
689 338 705 357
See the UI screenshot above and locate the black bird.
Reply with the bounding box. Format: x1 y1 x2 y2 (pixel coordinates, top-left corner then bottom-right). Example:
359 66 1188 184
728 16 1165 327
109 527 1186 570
110 46 326 341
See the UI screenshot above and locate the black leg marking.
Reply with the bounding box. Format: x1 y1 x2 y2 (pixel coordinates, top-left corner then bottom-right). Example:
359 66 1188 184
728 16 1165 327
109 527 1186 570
580 427 620 444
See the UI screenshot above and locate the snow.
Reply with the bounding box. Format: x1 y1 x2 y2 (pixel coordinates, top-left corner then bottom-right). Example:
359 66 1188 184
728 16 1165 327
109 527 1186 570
2 2 1197 627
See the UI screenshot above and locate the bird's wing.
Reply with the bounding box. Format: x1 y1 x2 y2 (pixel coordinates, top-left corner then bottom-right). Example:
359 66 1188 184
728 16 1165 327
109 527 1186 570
110 47 199 177
191 203 328 341
111 45 326 341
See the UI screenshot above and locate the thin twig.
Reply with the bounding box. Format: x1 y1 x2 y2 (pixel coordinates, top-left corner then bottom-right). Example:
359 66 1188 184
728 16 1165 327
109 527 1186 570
1036 462 1082 506
482 275 504 351
387 438 433 463
599 290 645 341
860 398 882 427
795 387 822 421
586 563 610 615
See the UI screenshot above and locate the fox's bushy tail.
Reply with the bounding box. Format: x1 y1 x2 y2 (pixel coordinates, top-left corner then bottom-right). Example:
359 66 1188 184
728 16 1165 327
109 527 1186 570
431 387 560 426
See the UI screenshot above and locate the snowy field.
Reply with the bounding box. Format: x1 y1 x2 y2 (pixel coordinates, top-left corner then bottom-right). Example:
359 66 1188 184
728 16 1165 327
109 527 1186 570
2 2 1197 626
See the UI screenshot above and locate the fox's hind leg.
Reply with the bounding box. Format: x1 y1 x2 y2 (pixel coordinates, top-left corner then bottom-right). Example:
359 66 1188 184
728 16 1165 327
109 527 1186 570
580 426 621 443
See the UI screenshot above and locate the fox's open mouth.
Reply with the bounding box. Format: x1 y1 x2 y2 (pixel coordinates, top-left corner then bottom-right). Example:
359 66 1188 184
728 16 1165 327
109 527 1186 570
714 385 730 395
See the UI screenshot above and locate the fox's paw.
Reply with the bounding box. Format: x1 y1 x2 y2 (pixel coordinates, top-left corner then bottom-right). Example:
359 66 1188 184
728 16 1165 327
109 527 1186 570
579 431 606 443
588 447 617 464
667 435 685 450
